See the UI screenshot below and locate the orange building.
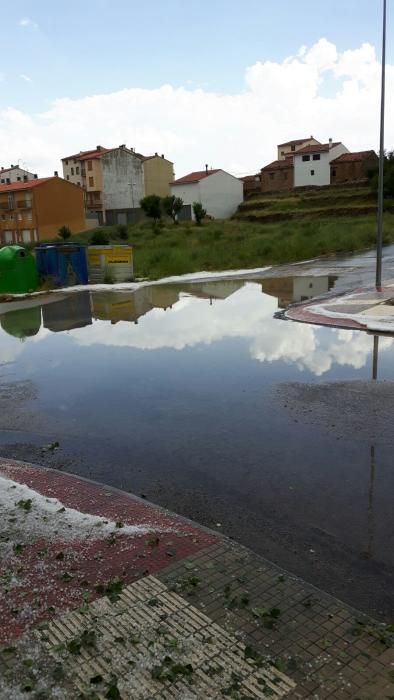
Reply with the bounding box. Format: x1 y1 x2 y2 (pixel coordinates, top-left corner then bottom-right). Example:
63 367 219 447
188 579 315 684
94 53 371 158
0 177 85 245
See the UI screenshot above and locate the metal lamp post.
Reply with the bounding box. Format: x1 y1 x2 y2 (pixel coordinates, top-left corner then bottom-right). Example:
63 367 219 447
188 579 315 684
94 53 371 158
376 0 387 289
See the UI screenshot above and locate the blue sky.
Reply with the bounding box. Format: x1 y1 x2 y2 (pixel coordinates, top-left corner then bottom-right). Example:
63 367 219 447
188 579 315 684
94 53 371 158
1 0 390 111
0 1 392 176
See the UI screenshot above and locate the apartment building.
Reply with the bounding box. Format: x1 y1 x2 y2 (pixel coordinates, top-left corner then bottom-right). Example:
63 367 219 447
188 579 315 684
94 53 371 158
61 145 144 222
0 176 85 245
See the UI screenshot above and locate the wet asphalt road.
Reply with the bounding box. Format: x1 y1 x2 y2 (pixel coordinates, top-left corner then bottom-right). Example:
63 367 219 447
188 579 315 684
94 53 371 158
2 247 394 621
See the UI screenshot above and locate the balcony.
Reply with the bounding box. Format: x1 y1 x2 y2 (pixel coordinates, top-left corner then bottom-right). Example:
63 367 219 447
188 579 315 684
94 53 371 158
0 202 10 210
16 200 32 209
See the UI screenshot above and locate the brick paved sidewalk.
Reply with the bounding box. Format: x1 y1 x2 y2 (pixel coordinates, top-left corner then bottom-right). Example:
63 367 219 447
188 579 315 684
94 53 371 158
284 283 394 334
1 459 394 699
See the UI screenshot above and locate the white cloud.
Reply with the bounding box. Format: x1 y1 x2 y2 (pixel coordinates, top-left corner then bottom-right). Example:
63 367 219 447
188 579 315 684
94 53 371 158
66 283 391 376
19 17 38 29
0 37 392 178
20 74 32 83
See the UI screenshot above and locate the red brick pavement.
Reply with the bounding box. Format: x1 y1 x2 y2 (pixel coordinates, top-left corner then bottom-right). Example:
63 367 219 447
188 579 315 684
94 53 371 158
285 284 394 331
0 459 216 643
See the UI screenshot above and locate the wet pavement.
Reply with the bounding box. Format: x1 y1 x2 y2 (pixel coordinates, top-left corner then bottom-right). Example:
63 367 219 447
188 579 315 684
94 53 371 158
1 247 394 620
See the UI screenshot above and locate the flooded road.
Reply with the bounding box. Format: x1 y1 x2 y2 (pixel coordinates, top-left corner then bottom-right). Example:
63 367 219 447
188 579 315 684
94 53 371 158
2 247 394 619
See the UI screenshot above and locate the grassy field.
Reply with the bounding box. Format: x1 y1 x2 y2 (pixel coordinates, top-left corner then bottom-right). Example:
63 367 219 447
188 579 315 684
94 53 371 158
67 212 394 280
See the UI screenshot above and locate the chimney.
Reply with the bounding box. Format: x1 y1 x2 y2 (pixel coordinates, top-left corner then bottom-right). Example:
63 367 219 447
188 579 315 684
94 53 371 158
54 170 58 177
96 145 101 151
328 137 333 149
205 164 208 173
1 167 3 171
161 154 164 159
34 174 38 179
155 152 158 156
23 175 28 182
119 144 126 149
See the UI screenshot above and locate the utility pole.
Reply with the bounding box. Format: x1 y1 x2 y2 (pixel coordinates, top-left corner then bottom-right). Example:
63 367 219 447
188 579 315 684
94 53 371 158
376 0 387 289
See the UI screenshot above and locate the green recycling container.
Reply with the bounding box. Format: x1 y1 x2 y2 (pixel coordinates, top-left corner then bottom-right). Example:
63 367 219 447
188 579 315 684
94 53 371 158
0 246 39 294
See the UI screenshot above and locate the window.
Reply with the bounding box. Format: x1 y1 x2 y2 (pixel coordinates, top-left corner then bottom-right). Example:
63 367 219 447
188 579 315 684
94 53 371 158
25 195 32 207
17 213 22 221
269 172 275 180
281 151 285 156
87 160 93 171
66 175 70 181
302 155 310 162
89 176 94 187
76 166 80 174
332 168 337 177
291 145 295 151
71 167 74 176
64 159 68 166
310 169 315 176
1 215 5 221
73 159 77 164
312 154 320 161
7 193 14 209
0 179 4 184
77 181 81 187
26 212 32 221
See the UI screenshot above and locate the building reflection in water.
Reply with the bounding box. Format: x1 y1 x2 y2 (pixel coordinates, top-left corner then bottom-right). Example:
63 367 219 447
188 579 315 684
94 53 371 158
260 275 338 308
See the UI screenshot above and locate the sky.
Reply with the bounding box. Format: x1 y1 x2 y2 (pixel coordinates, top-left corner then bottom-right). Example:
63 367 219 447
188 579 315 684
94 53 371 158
1 0 393 177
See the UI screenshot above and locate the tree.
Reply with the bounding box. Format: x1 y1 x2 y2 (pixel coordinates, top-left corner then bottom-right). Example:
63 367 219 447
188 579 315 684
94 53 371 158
58 225 71 241
192 201 206 226
162 195 184 224
140 195 162 224
369 150 394 198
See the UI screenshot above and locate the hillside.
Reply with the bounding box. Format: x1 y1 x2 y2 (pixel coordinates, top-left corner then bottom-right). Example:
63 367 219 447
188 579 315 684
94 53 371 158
235 184 393 223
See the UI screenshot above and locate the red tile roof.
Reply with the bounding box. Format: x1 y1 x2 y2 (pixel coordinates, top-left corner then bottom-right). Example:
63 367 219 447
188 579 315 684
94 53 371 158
172 169 220 185
277 138 317 148
295 142 341 155
330 150 377 164
261 160 294 172
62 147 110 162
0 177 54 193
240 174 260 182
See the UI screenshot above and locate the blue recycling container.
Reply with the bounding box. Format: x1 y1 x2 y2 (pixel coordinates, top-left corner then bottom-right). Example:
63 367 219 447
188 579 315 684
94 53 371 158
35 244 88 287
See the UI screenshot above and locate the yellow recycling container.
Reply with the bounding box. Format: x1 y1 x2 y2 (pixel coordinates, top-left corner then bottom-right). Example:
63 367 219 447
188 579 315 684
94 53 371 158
87 245 134 284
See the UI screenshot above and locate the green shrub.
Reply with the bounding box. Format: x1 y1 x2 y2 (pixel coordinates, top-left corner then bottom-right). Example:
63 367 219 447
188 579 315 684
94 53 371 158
117 224 128 240
90 230 110 245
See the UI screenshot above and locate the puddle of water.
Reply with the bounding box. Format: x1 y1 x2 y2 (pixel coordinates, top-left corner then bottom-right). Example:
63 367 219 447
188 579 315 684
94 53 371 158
1 257 394 618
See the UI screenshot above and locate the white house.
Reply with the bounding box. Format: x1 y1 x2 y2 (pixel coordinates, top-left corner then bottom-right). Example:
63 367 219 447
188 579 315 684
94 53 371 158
293 140 349 188
0 165 38 184
171 168 243 220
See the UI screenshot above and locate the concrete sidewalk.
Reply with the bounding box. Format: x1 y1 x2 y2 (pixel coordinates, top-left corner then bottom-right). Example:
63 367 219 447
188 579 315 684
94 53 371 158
283 282 394 334
1 459 394 699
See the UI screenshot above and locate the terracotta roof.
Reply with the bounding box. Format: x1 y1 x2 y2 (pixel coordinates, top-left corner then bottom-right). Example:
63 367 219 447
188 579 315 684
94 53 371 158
62 147 110 162
240 174 260 182
261 160 294 172
172 169 220 185
295 142 341 155
330 150 377 164
78 148 112 162
0 177 54 193
277 138 317 148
